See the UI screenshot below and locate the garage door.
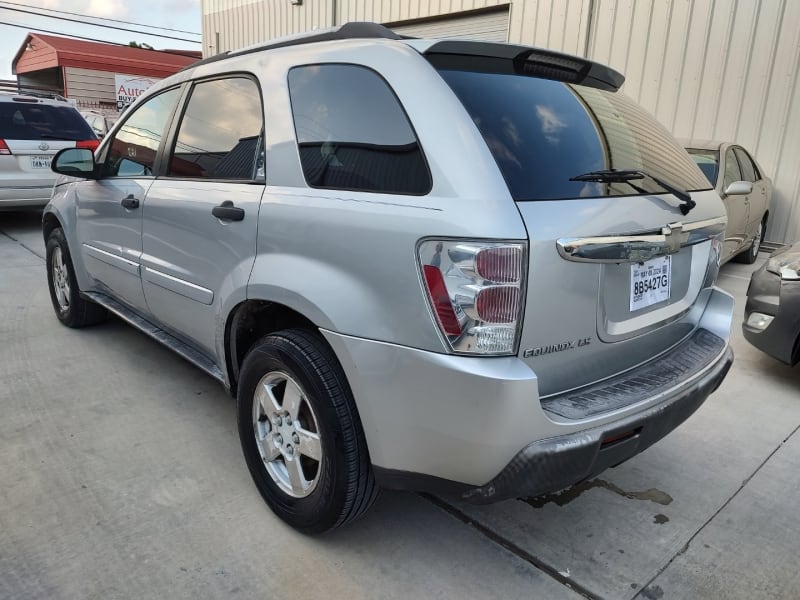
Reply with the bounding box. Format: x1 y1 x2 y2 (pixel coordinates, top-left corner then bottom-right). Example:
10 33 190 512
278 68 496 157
389 9 509 42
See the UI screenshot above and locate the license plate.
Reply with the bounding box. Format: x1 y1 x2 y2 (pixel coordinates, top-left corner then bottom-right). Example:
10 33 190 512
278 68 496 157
630 255 671 311
31 155 52 169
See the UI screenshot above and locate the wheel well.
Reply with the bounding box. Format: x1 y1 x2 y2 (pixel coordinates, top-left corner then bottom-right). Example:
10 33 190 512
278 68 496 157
225 300 320 395
42 212 62 243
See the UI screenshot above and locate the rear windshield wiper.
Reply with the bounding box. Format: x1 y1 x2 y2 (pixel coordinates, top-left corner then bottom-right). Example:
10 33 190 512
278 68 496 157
570 169 696 215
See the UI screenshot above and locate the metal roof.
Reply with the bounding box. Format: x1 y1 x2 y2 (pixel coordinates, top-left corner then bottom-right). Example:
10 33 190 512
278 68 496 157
13 33 201 78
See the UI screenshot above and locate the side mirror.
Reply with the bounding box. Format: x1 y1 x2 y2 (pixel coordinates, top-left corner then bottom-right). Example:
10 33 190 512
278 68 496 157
724 180 752 196
51 148 97 179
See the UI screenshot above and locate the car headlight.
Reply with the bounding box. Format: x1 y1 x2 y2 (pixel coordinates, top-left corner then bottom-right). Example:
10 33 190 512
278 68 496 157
766 251 800 280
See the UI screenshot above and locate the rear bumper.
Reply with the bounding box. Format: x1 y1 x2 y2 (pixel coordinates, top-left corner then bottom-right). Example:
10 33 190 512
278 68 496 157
323 287 734 499
459 345 732 502
742 268 800 365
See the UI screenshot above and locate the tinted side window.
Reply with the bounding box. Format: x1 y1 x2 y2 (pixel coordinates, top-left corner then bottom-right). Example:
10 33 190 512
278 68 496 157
105 88 180 177
288 64 431 195
734 147 757 182
723 148 743 188
168 77 264 180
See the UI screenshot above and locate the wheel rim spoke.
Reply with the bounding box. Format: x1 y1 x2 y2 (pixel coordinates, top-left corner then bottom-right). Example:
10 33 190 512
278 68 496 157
260 431 281 462
297 428 322 461
281 381 302 420
284 456 307 495
255 382 275 415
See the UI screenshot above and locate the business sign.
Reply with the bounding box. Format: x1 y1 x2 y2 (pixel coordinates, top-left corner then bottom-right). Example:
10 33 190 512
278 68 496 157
115 74 159 111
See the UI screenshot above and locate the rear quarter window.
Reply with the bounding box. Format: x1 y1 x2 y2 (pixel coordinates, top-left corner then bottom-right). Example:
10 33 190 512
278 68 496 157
0 103 95 141
287 64 431 195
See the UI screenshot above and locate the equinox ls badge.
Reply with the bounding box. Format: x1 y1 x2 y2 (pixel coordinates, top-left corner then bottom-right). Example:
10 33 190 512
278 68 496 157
524 337 592 358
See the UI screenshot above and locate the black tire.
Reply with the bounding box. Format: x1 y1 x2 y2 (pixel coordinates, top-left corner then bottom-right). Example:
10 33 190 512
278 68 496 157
237 329 378 533
735 218 766 265
45 228 107 328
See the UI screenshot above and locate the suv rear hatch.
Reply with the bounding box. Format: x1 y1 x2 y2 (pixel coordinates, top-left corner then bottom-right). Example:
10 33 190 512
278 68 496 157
0 99 97 187
430 46 726 405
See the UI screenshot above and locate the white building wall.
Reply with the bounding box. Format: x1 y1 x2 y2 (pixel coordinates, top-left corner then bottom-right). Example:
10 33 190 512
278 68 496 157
201 0 800 244
201 0 509 54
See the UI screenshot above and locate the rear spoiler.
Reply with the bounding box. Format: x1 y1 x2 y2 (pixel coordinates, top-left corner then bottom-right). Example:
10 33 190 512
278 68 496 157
424 41 625 92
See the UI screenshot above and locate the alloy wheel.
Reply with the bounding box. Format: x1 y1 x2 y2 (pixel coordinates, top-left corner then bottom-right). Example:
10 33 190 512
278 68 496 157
252 371 323 498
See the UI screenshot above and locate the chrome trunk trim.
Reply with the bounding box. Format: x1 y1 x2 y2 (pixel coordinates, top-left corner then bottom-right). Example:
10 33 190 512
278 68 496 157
556 216 726 263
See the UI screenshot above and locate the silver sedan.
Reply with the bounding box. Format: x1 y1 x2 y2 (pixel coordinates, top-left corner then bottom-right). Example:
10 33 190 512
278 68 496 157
683 140 771 264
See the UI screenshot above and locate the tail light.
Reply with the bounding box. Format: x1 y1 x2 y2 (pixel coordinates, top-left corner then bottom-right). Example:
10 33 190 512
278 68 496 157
418 240 527 355
76 140 100 151
0 140 10 155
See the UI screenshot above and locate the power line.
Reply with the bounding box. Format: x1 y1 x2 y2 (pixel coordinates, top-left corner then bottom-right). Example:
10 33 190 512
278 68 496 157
0 5 200 43
0 21 201 56
0 0 201 36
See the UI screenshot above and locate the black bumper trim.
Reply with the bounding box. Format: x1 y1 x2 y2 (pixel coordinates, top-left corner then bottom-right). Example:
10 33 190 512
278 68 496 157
375 346 733 504
541 329 726 419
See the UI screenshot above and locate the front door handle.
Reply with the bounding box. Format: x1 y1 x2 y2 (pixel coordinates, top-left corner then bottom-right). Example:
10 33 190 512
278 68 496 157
212 200 245 221
121 195 139 209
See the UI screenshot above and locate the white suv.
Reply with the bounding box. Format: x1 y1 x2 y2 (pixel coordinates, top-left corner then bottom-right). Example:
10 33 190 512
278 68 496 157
0 93 98 209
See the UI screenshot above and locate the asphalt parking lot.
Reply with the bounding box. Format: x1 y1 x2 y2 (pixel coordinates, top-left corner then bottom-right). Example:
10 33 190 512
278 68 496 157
1 210 799 600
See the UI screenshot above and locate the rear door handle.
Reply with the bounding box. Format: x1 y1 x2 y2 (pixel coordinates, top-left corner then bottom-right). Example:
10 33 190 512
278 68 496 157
121 195 139 209
212 200 245 221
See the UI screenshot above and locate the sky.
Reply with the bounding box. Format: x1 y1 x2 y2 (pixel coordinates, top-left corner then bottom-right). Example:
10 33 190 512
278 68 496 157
0 0 202 80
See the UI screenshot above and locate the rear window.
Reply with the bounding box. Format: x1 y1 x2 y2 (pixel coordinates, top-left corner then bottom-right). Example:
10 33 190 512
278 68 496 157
0 102 95 141
686 149 719 185
437 69 711 201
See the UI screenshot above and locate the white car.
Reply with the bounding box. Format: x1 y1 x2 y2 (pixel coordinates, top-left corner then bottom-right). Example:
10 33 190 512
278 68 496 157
0 93 98 209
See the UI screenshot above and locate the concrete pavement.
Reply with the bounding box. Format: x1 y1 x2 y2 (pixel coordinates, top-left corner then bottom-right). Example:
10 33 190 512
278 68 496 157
1 210 798 599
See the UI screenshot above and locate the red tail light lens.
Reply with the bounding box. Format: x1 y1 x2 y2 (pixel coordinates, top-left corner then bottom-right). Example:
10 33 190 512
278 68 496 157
422 265 462 336
476 286 520 323
476 246 523 283
0 139 10 155
76 140 100 151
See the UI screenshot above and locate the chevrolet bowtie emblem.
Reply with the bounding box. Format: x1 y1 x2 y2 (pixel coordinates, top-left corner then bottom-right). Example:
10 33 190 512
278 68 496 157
662 222 684 254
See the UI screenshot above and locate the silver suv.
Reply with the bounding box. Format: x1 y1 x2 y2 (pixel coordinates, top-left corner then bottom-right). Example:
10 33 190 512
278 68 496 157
43 23 734 533
0 92 98 209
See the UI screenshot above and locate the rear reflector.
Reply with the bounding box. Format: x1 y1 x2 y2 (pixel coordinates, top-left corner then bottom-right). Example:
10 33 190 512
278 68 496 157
422 265 462 336
0 139 9 155
77 140 100 151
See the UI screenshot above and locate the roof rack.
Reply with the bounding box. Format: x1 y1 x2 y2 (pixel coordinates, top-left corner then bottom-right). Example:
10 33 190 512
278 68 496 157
181 22 406 72
0 80 69 102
